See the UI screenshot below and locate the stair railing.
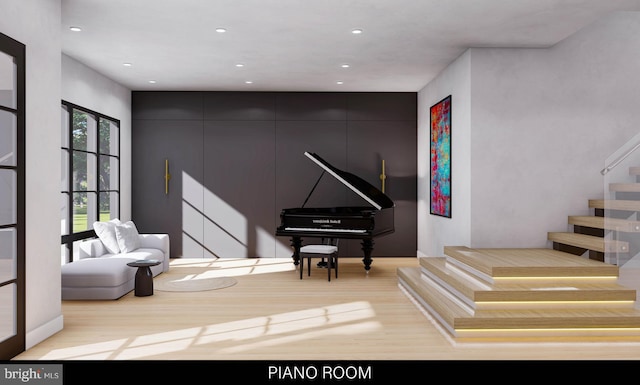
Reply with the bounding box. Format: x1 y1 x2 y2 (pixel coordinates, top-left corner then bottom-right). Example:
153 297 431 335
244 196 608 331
601 141 640 175
602 133 640 267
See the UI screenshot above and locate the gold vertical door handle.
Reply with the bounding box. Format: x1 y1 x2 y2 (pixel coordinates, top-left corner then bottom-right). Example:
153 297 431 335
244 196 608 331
165 159 171 195
380 159 386 193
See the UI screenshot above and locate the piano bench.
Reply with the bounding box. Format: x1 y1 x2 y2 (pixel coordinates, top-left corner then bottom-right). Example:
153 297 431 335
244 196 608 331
299 244 338 282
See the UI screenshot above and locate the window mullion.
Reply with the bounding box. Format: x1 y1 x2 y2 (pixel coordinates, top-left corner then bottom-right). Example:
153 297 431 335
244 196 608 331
67 107 73 240
61 102 120 264
96 114 100 224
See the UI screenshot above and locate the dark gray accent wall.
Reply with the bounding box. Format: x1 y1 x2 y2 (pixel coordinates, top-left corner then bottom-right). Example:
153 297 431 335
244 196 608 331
132 91 417 259
132 91 204 120
131 119 204 259
203 120 276 259
203 92 277 120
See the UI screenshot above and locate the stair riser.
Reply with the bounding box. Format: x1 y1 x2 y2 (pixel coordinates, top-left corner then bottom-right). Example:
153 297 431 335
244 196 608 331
548 232 629 254
614 192 640 200
573 225 604 237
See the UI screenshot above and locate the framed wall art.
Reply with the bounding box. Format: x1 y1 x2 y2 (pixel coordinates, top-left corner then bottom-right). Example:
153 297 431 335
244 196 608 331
430 95 451 218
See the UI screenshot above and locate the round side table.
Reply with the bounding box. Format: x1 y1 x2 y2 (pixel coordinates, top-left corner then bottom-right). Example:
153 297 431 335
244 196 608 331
127 259 161 297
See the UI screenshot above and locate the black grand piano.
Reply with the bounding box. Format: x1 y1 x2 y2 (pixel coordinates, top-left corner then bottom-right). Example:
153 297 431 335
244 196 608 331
276 152 395 271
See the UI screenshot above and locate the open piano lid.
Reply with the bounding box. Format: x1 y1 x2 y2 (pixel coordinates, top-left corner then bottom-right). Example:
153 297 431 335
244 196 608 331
304 151 394 210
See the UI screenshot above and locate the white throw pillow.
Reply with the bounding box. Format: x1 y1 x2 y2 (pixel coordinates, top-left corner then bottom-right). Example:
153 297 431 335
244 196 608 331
115 221 141 253
93 218 122 254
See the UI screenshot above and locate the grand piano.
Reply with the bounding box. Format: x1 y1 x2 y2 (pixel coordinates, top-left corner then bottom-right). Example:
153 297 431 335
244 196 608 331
276 152 395 271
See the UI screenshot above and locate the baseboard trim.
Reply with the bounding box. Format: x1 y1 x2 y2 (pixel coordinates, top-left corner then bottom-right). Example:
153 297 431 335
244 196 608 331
26 314 64 350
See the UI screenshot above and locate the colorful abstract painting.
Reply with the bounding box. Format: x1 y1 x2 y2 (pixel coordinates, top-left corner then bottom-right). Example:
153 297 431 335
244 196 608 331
430 95 451 218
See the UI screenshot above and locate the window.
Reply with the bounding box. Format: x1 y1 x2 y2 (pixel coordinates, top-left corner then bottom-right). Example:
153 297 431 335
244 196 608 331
61 101 119 264
0 30 25 360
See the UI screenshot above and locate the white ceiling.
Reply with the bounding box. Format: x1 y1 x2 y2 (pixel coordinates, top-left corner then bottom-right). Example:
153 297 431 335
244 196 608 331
61 0 640 92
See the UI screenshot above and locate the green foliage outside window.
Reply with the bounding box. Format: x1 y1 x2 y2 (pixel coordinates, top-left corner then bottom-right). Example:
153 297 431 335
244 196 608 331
71 110 114 211
73 206 111 233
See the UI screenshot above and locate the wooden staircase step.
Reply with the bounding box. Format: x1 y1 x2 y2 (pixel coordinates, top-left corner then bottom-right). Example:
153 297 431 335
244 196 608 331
398 248 640 340
609 183 640 192
569 215 640 232
547 232 629 253
419 256 635 306
443 245 619 279
453 307 640 335
418 257 488 302
629 166 640 176
589 199 640 212
398 266 471 336
398 264 640 339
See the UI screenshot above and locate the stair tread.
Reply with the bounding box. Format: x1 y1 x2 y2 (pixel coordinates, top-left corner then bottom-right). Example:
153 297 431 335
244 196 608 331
569 215 640 232
547 232 629 253
609 183 640 192
419 256 635 303
443 245 619 278
629 166 640 175
589 199 640 211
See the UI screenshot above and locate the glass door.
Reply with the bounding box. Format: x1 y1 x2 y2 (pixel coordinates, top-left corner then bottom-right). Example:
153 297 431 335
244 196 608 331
0 32 25 359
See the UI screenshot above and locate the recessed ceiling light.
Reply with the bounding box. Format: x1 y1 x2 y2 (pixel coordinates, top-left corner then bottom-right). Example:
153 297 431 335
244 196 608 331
69 26 82 32
236 63 244 67
245 81 253 84
123 63 132 67
336 81 344 85
148 80 156 84
351 28 363 34
216 28 227 33
341 64 350 68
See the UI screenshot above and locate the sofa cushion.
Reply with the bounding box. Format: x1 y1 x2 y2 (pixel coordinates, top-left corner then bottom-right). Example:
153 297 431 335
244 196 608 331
93 218 122 254
107 248 164 263
61 257 135 288
115 221 140 253
77 238 108 260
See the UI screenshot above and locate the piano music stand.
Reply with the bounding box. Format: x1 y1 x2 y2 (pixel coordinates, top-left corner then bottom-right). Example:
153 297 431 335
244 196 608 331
299 239 339 281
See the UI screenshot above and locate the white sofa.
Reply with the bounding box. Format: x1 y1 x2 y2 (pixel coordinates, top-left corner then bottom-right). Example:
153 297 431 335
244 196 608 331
61 233 170 300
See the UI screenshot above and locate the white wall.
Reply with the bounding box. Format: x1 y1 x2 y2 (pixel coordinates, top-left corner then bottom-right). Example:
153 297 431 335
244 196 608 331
418 11 640 256
0 1 132 351
417 50 471 257
1 0 63 348
61 54 132 220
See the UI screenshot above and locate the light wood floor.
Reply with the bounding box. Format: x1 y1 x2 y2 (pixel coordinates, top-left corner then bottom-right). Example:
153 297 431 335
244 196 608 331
12 257 640 361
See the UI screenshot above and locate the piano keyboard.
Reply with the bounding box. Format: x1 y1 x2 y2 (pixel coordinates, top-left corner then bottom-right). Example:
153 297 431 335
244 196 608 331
284 227 367 233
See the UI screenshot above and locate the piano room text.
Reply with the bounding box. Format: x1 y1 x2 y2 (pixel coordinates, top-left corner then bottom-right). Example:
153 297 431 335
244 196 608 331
267 364 372 381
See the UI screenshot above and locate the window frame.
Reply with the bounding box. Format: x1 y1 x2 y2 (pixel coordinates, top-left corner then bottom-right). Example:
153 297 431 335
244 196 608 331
61 101 120 263
0 30 25 360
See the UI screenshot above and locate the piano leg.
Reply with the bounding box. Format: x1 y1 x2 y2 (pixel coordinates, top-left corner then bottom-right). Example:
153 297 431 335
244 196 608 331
290 236 302 266
361 238 374 271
